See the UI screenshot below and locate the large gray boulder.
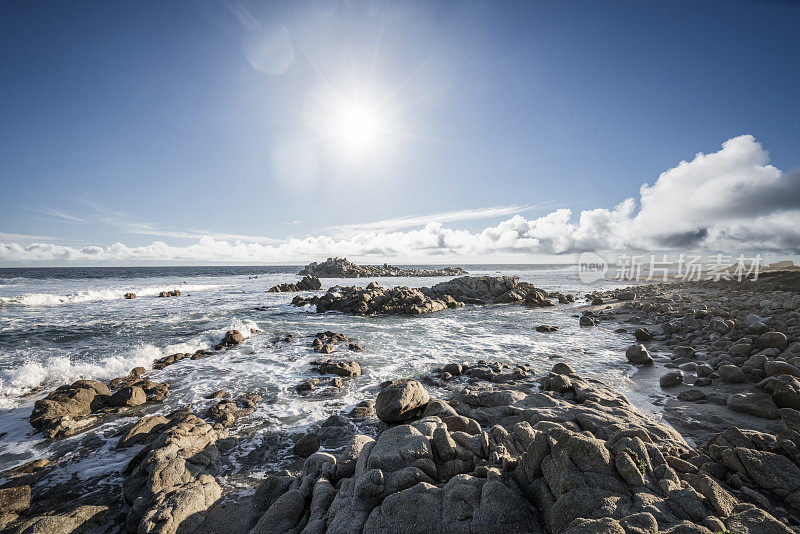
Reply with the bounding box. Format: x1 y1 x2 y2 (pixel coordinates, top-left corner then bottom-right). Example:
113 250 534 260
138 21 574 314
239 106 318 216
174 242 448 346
625 344 653 365
376 380 431 423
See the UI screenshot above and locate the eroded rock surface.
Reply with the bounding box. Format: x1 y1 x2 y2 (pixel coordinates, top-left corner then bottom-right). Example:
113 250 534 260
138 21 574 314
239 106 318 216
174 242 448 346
245 364 796 533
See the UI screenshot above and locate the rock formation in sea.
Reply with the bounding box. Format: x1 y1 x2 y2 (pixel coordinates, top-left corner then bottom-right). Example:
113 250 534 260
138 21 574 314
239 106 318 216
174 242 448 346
267 275 323 293
292 276 574 315
298 257 468 278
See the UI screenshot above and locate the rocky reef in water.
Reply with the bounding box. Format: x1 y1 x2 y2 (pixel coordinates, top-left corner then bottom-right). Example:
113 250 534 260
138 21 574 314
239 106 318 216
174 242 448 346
267 275 322 293
292 276 574 315
298 257 468 278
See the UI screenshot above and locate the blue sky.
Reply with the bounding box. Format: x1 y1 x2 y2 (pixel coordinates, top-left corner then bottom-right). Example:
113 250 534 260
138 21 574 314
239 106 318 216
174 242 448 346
1 0 800 264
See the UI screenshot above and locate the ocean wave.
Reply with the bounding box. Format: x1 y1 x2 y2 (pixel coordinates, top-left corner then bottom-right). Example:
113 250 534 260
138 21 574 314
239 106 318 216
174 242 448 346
0 284 225 307
0 317 261 402
0 277 27 286
0 344 161 400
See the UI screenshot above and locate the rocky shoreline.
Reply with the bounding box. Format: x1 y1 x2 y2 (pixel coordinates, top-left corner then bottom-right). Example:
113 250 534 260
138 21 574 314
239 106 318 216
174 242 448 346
298 257 468 278
2 272 800 533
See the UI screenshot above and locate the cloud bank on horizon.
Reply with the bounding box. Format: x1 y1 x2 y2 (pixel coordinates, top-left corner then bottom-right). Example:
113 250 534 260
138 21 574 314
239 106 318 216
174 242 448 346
2 135 799 264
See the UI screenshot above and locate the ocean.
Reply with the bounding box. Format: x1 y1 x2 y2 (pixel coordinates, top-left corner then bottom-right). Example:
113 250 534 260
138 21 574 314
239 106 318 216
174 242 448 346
0 264 641 480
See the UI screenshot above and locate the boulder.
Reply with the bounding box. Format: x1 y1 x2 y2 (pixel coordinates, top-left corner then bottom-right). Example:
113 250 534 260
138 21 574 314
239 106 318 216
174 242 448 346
375 379 431 423
317 360 362 377
216 329 244 349
718 364 747 384
660 370 684 388
755 331 789 350
625 344 653 365
728 392 779 419
110 385 146 407
294 432 321 458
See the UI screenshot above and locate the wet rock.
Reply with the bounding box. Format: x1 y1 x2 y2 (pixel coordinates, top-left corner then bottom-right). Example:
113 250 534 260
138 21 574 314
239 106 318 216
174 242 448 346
579 315 595 327
375 379 430 423
123 412 224 534
118 415 169 448
206 392 261 428
124 292 137 299
427 275 556 306
718 364 747 384
1 458 50 479
293 432 321 458
626 344 653 365
772 376 800 410
109 385 146 407
316 359 362 378
0 485 30 514
29 382 109 438
677 389 707 402
728 392 779 419
267 275 322 292
442 363 463 376
755 331 788 350
660 370 684 388
296 378 320 393
206 389 229 399
214 329 244 349
634 328 653 342
349 343 363 351
536 325 559 333
158 289 182 297
297 284 461 315
349 400 376 419
11 505 110 533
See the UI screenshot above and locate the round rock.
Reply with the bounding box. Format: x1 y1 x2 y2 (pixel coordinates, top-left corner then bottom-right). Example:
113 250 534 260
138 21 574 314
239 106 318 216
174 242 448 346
375 379 430 423
659 370 684 388
625 344 653 365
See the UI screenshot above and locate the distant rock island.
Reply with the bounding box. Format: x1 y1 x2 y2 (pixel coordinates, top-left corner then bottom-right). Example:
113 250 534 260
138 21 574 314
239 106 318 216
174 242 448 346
298 257 468 278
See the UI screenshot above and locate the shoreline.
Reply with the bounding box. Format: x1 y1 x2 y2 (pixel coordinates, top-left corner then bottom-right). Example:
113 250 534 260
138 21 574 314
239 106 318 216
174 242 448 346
1 272 799 532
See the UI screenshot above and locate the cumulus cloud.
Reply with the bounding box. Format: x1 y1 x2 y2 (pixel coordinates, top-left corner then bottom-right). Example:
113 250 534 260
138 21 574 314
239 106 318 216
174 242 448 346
2 135 800 263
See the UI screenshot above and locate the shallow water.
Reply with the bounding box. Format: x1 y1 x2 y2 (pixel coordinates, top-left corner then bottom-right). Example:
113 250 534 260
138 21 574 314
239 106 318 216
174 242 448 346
0 264 643 480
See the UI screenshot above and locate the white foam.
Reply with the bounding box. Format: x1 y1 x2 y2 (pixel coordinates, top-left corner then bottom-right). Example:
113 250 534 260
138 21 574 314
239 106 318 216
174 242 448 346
0 284 225 307
0 344 161 401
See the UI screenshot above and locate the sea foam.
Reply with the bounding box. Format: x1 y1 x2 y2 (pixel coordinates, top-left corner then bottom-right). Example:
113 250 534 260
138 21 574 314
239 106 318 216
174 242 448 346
0 283 224 307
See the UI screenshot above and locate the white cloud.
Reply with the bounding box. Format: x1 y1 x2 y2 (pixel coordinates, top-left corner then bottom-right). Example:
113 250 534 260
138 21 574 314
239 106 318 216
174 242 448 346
324 205 542 235
3 135 800 263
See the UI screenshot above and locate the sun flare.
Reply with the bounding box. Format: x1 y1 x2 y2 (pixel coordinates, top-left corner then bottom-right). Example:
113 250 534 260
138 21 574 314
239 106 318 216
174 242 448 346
333 104 380 152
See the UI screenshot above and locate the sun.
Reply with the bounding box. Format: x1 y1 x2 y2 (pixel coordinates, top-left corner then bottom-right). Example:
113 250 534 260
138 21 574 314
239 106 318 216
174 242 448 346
333 104 380 153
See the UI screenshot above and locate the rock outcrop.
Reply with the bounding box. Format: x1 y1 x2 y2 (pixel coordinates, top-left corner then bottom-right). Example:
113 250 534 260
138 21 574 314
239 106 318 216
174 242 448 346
267 275 322 293
122 411 226 534
426 276 572 306
293 284 464 315
29 376 169 439
246 364 796 533
291 276 573 316
298 257 468 278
